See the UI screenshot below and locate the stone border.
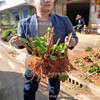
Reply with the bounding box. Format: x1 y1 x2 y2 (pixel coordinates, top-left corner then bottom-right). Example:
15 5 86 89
67 74 100 97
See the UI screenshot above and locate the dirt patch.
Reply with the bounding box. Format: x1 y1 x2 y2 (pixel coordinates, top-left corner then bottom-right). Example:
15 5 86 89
69 48 100 86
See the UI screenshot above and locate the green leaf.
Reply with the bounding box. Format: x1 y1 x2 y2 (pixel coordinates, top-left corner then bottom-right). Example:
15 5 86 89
32 51 35 54
85 46 93 51
33 41 41 47
19 37 30 44
55 44 64 52
27 43 33 48
19 37 33 48
50 55 57 60
85 68 91 72
64 43 67 50
59 44 63 48
40 47 47 54
55 45 62 52
88 79 93 83
60 74 66 82
61 49 65 53
86 53 94 60
93 63 97 66
47 27 52 33
93 66 98 70
59 55 63 59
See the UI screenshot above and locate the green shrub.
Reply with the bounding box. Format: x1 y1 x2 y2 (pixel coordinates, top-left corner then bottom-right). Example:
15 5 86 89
11 28 17 34
1 30 12 38
11 24 17 34
3 23 13 29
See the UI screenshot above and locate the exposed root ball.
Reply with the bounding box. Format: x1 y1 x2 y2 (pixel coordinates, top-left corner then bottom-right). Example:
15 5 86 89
25 54 75 80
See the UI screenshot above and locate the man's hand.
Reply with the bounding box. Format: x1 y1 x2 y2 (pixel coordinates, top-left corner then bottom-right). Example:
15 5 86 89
10 34 24 47
65 36 76 47
84 25 87 28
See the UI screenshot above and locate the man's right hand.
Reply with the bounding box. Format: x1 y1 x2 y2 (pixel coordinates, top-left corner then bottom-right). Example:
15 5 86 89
10 34 24 47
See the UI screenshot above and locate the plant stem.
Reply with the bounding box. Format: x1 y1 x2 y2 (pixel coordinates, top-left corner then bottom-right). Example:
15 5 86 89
23 43 33 53
11 33 32 53
65 32 73 53
47 27 51 44
52 38 61 55
46 27 54 55
47 32 49 44
27 34 42 56
50 27 54 47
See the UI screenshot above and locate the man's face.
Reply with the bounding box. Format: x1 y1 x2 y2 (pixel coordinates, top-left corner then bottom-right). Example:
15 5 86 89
76 16 82 20
33 0 54 13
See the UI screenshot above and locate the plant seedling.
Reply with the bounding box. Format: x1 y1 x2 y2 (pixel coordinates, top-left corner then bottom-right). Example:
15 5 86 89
85 46 93 51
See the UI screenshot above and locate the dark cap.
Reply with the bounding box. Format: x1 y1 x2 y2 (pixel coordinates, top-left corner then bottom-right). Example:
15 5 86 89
76 14 82 17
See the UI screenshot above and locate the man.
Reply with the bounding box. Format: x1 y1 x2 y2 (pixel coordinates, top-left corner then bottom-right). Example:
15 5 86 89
10 0 78 100
74 14 86 32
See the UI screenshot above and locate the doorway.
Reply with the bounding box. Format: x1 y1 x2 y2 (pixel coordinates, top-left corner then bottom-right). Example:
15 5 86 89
67 3 90 26
15 15 19 21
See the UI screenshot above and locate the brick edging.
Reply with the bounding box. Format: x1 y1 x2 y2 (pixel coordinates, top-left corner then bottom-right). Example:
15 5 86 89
67 74 100 97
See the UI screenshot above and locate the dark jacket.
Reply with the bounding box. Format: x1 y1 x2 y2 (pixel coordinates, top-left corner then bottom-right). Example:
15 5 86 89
76 18 85 26
14 13 78 54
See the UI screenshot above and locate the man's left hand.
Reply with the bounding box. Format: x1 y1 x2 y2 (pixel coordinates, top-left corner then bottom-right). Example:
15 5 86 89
65 36 76 47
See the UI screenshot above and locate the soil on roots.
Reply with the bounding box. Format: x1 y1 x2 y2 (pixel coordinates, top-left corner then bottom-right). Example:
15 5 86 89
25 54 76 80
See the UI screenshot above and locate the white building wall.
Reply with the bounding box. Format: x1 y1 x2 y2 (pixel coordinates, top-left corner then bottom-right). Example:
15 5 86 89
0 0 26 11
90 1 100 24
